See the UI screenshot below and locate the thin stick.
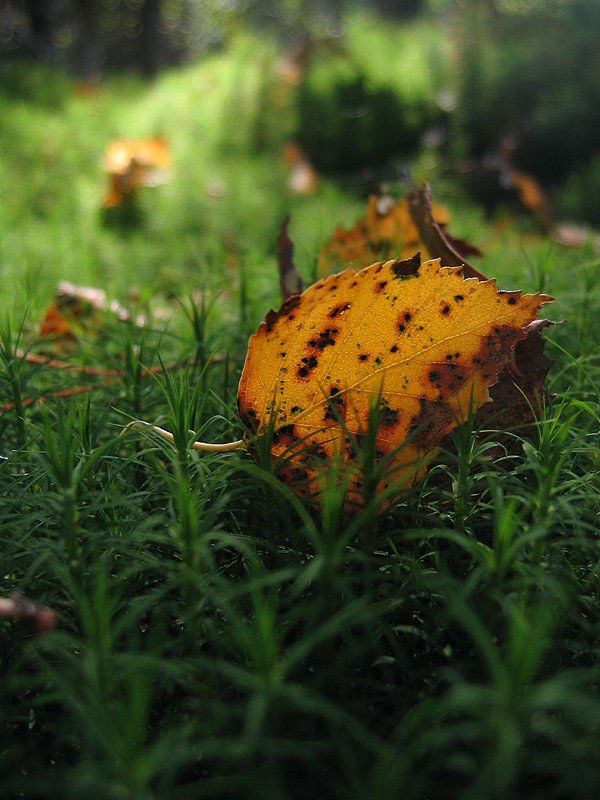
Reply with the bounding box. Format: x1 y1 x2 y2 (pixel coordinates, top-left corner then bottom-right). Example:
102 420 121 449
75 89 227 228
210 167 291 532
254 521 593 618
1 353 225 413
16 351 223 375
123 420 246 452
1 383 109 412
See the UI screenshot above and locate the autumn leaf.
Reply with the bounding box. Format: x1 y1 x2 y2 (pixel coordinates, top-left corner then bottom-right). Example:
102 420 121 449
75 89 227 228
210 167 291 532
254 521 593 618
317 190 480 276
39 286 106 346
103 137 171 208
238 253 552 507
38 281 138 350
476 318 556 441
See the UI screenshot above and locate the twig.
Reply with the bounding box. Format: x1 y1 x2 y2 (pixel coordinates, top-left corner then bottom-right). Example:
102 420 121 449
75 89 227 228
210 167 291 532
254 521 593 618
16 351 223 375
1 353 224 413
1 382 111 412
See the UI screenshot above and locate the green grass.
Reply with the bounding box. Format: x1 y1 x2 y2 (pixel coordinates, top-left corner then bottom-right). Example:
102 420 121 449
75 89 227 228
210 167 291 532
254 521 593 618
1 17 600 800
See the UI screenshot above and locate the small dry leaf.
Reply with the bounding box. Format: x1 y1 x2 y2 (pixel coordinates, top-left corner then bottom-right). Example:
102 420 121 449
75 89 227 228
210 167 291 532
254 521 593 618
103 137 171 208
238 253 552 507
38 282 141 349
508 170 555 231
552 223 600 252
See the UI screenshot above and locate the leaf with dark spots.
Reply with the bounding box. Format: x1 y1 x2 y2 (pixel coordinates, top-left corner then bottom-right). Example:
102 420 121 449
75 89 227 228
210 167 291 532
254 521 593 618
324 387 346 422
238 254 552 509
297 355 318 379
381 407 400 427
272 423 298 446
409 399 455 454
314 328 338 349
239 405 259 433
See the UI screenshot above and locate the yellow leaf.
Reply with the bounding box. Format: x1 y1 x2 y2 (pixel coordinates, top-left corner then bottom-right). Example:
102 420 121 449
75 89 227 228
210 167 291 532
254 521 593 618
103 137 171 208
238 254 552 508
318 194 454 276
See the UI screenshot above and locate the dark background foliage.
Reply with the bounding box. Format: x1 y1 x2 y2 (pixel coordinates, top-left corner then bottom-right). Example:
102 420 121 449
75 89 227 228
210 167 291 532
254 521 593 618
3 0 600 220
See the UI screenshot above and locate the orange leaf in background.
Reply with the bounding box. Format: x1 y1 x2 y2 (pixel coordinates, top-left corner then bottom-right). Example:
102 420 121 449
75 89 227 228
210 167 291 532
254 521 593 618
39 290 105 346
238 254 552 508
38 282 139 351
103 137 171 208
317 192 479 276
39 302 79 341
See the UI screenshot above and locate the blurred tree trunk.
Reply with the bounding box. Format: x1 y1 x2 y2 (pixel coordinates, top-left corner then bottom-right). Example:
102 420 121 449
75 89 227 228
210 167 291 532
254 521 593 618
28 0 54 53
139 0 174 76
71 0 104 76
373 0 423 20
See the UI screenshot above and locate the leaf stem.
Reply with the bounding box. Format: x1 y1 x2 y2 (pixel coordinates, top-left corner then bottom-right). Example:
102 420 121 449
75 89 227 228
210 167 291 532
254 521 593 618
123 420 246 452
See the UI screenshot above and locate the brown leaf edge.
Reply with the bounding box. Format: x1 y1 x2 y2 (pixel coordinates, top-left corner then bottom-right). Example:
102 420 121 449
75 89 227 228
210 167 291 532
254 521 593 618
476 319 557 441
409 183 557 442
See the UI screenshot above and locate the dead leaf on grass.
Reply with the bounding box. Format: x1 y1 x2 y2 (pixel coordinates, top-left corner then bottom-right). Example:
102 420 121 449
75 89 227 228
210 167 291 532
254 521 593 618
317 188 481 277
238 253 552 507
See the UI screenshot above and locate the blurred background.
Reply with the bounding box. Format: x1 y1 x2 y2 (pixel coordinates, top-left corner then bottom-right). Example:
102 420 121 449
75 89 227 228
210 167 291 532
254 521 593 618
3 0 599 216
1 0 599 316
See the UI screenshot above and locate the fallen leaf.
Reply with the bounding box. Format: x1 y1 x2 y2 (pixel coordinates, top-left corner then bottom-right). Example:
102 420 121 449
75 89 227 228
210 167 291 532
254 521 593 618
38 281 140 349
552 223 600 252
102 137 171 208
409 185 554 436
317 189 480 276
508 169 555 231
238 253 552 508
